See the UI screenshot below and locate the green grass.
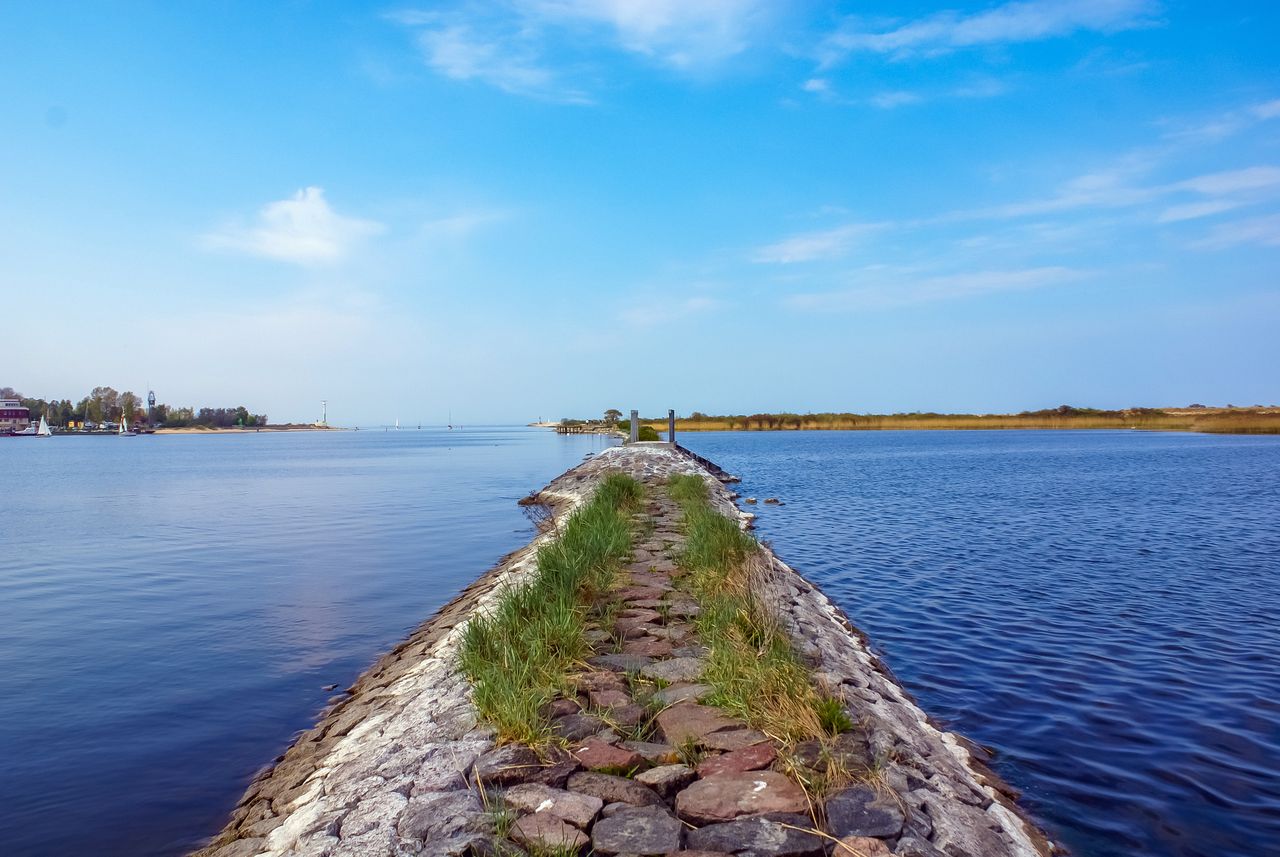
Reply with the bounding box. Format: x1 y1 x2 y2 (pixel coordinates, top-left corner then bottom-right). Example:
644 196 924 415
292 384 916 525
459 473 642 744
667 474 825 742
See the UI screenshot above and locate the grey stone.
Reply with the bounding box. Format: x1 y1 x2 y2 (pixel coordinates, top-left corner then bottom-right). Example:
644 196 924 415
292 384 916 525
503 783 602 829
634 763 696 798
209 840 266 857
590 653 655 673
894 836 948 857
552 712 607 742
641 657 706 683
620 740 678 764
397 790 488 851
510 813 588 853
652 683 713 706
565 771 664 807
702 729 770 752
824 785 904 839
474 746 542 787
591 805 683 855
685 813 825 857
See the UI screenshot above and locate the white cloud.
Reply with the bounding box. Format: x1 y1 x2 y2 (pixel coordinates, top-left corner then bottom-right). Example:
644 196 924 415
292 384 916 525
1192 214 1280 250
786 266 1087 312
1156 200 1242 224
1254 99 1280 120
753 223 884 264
414 23 590 103
204 187 383 265
1175 166 1280 196
802 77 831 94
620 295 719 326
527 0 765 69
394 1 769 102
821 0 1159 62
870 90 922 109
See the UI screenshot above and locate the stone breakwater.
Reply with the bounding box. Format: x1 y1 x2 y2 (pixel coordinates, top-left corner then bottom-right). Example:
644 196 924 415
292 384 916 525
193 444 1052 857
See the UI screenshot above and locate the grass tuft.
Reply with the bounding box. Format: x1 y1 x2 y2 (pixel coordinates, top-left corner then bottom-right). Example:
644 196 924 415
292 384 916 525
667 474 825 742
459 472 642 744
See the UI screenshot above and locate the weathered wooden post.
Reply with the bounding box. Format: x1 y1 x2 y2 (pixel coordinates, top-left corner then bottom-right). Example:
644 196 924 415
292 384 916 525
668 409 676 445
629 409 639 444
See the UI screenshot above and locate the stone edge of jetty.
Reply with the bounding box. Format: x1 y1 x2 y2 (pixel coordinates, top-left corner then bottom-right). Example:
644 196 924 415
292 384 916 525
191 443 1054 857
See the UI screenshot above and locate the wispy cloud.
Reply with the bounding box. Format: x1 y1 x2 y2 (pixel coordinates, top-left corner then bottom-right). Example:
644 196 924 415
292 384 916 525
1191 214 1280 250
393 1 770 102
1161 97 1280 143
786 266 1088 312
203 187 383 265
412 22 588 104
870 90 922 109
820 0 1159 63
528 0 766 69
753 222 884 263
620 295 719 326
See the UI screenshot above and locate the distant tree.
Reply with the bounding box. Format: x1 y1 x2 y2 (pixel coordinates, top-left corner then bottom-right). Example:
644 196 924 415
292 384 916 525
0 386 19 399
689 411 707 421
120 392 141 422
90 386 119 422
604 408 622 425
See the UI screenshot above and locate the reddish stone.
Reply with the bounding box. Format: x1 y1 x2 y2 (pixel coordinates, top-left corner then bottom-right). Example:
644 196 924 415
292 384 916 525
616 616 658 639
589 689 632 710
696 742 777 778
655 703 741 746
674 771 809 826
571 671 626 693
623 638 675 657
614 586 667 601
544 698 582 718
569 738 644 772
610 703 647 729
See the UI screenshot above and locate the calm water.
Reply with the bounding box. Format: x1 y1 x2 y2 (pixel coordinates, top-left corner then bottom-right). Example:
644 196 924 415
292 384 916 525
678 430 1280 857
0 428 617 857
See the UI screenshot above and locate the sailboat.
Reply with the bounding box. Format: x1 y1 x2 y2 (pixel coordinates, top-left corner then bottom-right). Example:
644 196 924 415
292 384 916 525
119 416 137 437
12 415 53 437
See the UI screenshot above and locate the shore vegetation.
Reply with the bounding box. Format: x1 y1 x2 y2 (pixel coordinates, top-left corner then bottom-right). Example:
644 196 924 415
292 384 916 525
621 405 1280 435
668 474 834 743
459 473 643 744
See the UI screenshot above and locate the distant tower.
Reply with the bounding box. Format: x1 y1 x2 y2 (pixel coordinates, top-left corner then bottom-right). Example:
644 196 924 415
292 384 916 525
321 400 328 426
147 390 156 422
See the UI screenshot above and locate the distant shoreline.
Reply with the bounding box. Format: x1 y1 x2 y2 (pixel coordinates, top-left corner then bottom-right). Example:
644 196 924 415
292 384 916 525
153 424 342 434
543 408 1280 436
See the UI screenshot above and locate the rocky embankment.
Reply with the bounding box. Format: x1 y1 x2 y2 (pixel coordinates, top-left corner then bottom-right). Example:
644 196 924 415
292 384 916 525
194 444 1052 857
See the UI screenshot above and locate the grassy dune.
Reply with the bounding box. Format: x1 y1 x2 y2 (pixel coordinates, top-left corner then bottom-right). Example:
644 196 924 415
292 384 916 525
639 407 1280 435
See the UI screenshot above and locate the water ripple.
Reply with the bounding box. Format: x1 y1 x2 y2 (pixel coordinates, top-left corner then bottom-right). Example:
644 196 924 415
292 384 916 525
681 430 1280 857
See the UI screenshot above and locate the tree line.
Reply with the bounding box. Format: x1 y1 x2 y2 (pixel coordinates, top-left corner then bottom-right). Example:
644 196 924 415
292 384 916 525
1 385 268 428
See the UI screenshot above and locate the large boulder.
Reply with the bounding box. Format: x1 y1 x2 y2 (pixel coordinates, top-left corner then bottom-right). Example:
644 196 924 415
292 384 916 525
591 805 683 856
674 771 808 825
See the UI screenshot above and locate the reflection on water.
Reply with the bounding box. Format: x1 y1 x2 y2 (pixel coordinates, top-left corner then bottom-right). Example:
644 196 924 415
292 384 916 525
0 428 617 857
678 430 1280 857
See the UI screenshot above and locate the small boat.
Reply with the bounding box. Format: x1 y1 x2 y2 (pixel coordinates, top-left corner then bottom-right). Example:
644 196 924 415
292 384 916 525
119 417 137 437
11 416 53 437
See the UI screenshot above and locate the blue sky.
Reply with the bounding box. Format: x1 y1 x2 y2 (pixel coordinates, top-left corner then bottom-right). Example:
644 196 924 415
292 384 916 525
3 1 1278 424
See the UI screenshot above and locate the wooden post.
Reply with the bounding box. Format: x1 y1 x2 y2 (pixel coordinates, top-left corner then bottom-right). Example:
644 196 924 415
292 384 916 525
668 409 676 445
629 409 639 444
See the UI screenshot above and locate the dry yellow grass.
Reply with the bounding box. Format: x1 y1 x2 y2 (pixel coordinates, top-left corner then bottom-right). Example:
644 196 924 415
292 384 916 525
639 407 1280 435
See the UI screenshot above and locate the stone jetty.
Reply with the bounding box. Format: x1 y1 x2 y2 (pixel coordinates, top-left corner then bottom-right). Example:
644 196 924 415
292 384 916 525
193 444 1053 857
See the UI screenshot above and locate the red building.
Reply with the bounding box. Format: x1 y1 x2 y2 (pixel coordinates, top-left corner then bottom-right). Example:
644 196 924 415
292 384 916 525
1 398 31 432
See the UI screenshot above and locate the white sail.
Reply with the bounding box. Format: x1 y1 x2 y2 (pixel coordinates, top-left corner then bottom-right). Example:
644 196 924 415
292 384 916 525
37 416 51 437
